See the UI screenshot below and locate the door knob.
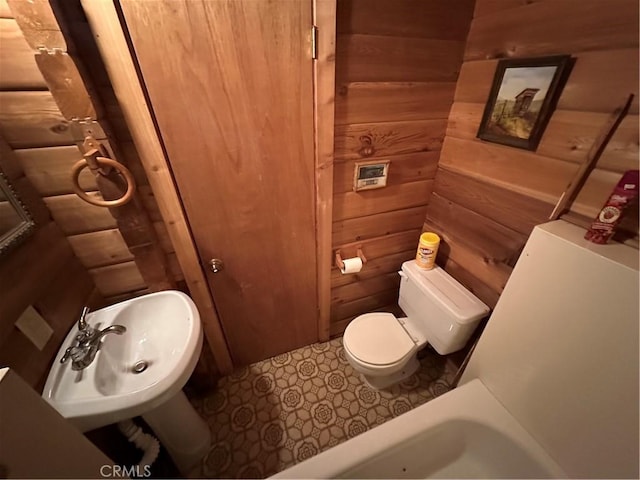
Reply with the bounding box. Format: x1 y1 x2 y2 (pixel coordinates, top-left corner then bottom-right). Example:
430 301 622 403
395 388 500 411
209 258 224 273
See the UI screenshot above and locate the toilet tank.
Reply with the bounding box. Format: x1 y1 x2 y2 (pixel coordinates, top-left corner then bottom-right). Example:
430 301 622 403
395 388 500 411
399 261 489 355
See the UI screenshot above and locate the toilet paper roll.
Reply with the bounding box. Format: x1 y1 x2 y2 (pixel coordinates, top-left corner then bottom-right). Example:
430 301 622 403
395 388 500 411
340 257 363 274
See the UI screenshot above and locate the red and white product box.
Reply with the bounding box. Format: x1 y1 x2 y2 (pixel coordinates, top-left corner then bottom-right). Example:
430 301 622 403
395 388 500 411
585 169 639 244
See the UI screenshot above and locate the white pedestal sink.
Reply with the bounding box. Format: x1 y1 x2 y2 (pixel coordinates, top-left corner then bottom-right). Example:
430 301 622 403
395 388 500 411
42 290 211 473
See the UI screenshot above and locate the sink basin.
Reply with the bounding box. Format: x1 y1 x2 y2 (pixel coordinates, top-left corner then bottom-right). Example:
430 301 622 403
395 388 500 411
43 290 203 433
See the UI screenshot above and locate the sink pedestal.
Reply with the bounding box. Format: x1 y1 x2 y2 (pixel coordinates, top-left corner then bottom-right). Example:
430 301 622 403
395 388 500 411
142 389 211 474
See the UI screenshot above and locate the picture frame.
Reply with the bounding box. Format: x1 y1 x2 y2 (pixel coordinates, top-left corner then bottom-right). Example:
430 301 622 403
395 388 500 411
477 55 572 151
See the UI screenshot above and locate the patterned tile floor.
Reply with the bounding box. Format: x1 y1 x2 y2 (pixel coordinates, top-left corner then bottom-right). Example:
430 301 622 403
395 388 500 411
188 337 458 479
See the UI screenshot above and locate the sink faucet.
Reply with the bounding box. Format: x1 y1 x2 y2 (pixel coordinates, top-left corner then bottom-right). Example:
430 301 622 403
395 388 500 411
60 306 127 371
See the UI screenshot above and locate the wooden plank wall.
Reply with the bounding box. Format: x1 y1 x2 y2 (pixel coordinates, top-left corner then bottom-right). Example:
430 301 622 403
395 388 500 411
330 0 475 336
423 0 640 309
0 2 181 300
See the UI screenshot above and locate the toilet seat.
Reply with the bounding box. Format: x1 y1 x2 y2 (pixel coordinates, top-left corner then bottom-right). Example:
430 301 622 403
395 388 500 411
343 313 416 366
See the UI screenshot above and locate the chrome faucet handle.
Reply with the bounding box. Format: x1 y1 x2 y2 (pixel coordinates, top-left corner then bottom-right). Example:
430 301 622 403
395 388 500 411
60 346 74 364
77 306 91 331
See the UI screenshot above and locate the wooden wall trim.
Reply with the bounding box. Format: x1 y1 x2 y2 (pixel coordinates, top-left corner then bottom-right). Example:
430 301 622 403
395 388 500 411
80 0 233 374
313 0 337 342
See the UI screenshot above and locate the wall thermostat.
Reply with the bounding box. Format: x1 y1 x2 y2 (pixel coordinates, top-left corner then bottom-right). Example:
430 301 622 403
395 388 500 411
353 161 390 192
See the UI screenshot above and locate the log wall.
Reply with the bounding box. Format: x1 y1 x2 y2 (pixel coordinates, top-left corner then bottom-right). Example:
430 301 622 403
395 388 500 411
0 1 181 300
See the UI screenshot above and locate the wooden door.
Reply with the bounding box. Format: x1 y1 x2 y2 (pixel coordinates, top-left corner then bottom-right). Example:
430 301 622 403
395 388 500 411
119 0 318 365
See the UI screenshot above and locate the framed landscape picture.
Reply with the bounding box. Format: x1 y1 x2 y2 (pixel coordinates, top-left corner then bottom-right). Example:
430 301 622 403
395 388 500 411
477 55 572 150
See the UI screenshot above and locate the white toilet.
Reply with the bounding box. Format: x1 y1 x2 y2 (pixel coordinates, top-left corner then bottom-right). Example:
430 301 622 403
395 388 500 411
343 261 489 389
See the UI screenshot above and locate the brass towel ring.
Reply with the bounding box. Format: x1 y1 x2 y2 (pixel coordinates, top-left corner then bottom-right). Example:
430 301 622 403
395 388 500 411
71 157 136 207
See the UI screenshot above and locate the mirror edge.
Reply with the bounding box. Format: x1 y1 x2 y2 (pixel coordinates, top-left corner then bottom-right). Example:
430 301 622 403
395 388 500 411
0 170 36 258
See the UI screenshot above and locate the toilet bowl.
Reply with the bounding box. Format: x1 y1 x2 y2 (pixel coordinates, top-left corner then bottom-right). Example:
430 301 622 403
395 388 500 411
343 261 489 389
343 312 427 389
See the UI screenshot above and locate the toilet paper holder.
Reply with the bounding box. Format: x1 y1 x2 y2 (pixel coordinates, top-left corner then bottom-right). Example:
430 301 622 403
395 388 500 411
335 247 367 270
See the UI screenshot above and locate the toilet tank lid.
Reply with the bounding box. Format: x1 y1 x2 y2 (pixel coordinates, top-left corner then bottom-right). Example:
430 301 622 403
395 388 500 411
401 261 490 323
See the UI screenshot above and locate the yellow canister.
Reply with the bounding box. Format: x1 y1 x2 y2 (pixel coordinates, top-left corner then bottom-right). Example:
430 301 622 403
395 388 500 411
415 232 440 270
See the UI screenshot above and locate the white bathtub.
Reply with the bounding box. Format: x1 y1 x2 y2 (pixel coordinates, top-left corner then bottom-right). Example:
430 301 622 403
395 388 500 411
272 379 566 479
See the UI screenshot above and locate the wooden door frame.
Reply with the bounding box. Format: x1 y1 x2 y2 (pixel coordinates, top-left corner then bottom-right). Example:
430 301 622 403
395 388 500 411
313 0 337 342
81 0 337 369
